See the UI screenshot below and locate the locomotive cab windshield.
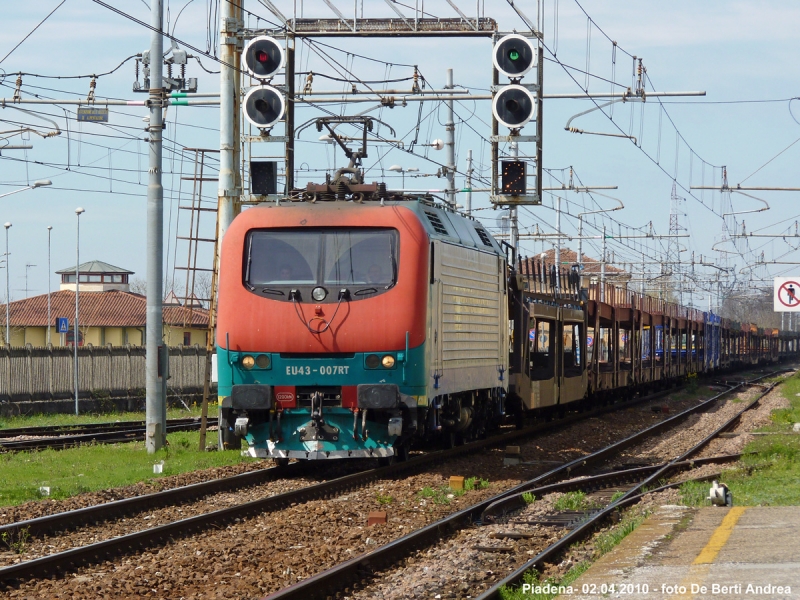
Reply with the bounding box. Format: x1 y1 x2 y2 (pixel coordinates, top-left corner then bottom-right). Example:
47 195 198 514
244 227 399 301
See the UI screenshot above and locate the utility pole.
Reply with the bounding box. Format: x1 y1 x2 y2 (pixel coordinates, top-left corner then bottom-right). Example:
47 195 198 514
601 226 607 303
640 254 645 296
24 264 36 298
510 141 519 254
285 35 295 193
444 68 456 208
218 0 242 241
465 149 473 215
47 226 52 346
555 195 561 294
145 0 166 453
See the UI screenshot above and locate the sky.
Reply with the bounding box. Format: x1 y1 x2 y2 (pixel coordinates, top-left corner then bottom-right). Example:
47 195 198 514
1 0 799 310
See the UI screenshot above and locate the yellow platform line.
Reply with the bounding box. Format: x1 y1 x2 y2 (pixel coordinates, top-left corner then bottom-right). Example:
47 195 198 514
693 506 748 564
670 507 749 599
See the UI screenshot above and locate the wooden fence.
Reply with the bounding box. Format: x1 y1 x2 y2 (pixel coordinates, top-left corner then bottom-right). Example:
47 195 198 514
0 345 210 402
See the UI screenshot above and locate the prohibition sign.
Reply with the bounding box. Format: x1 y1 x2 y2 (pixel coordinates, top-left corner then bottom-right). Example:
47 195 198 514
778 281 800 308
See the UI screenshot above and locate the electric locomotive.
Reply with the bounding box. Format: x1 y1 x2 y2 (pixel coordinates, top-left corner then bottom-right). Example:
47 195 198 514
216 199 509 461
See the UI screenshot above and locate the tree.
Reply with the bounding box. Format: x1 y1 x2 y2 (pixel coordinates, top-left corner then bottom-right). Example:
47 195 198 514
720 287 781 328
129 277 147 296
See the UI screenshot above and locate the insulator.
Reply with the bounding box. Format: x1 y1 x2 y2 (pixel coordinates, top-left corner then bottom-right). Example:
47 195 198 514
181 63 186 79
303 72 314 95
336 181 347 201
378 182 387 200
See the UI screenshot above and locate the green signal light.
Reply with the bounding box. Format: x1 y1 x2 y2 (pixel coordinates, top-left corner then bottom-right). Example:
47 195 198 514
509 49 520 61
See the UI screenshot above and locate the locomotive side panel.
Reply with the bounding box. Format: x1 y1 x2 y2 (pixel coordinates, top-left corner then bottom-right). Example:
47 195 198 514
429 240 508 398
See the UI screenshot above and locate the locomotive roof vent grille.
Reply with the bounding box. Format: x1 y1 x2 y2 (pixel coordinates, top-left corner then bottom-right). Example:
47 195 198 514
423 210 450 235
474 226 493 247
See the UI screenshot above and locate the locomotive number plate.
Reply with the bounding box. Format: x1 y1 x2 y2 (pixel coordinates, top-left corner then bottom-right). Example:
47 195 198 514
285 365 351 376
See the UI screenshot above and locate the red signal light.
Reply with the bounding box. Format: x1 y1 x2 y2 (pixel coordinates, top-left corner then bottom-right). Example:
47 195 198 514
256 50 269 63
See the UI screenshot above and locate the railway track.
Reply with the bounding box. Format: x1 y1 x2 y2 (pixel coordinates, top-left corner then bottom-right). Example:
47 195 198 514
261 372 782 600
0 417 219 452
0 370 782 594
0 382 711 586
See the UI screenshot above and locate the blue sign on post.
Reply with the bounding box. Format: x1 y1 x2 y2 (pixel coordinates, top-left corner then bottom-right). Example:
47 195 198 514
56 318 69 334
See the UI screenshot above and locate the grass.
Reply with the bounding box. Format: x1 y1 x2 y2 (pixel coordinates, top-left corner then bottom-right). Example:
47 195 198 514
464 477 490 491
498 511 648 600
552 491 599 512
522 491 536 505
0 430 254 507
418 486 452 505
375 491 394 505
0 405 218 430
594 512 647 555
417 477 491 506
1 527 30 554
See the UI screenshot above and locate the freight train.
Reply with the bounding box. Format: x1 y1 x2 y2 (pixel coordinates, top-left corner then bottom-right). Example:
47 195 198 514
215 196 799 461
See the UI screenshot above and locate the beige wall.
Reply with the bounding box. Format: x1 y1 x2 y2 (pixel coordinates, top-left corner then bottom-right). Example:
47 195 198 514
104 327 124 346
8 328 25 346
163 325 206 347
0 325 199 348
82 327 102 347
125 327 144 346
24 327 46 347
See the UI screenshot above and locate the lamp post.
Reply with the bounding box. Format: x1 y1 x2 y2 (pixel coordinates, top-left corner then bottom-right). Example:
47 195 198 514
387 165 419 190
47 226 52 345
74 207 84 416
0 179 52 200
0 182 51 346
3 223 10 346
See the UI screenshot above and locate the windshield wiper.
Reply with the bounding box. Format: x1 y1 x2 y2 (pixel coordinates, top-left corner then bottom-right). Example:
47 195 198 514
244 237 254 283
261 288 285 296
354 287 378 296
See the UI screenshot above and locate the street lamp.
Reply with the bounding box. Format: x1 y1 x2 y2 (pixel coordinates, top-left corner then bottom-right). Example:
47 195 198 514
74 207 84 416
47 226 53 345
0 180 52 200
3 223 9 346
387 165 419 190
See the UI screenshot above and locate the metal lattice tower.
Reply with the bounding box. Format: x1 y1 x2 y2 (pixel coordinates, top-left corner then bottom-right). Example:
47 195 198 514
667 183 681 272
666 182 684 302
717 167 733 277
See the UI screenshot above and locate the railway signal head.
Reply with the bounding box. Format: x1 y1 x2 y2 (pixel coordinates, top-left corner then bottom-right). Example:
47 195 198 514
493 34 537 79
501 160 526 195
493 84 536 130
242 86 285 129
243 36 285 79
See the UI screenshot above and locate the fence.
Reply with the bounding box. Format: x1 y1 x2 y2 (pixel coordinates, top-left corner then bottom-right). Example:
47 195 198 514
0 345 212 403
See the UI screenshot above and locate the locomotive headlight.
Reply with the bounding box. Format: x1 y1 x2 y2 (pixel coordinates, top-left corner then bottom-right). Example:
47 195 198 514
381 355 396 368
365 354 380 369
312 286 328 301
256 354 271 369
242 355 255 369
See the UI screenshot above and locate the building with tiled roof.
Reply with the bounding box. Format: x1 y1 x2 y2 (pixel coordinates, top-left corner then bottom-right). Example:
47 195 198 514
1 261 208 348
521 247 630 286
56 260 134 292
